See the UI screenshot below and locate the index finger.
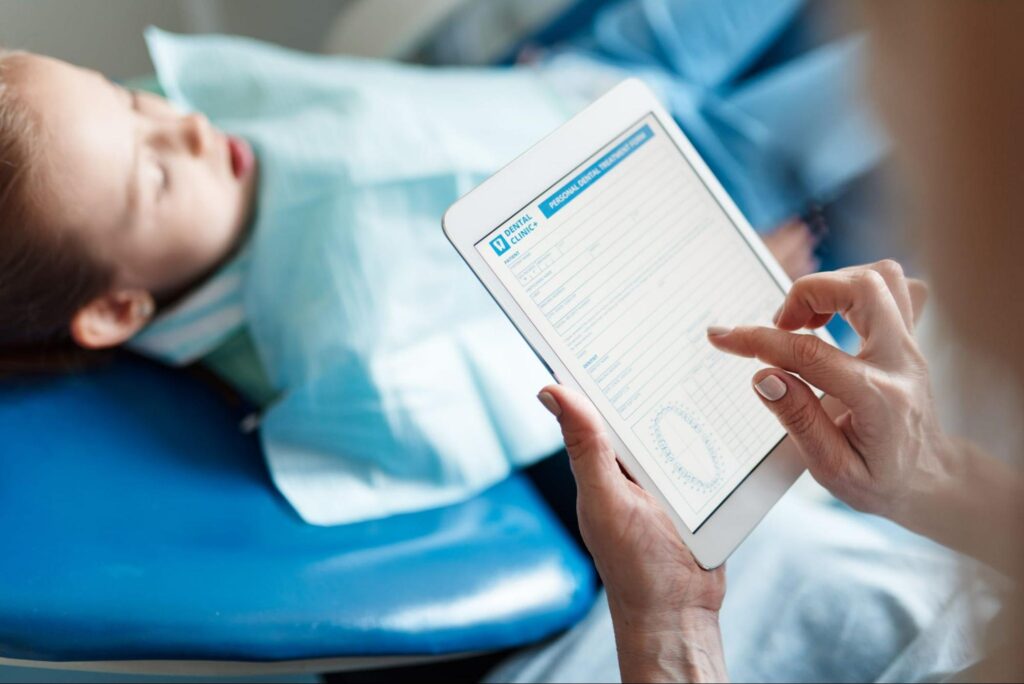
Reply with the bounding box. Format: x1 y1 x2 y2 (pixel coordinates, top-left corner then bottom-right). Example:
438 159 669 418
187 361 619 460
708 326 872 410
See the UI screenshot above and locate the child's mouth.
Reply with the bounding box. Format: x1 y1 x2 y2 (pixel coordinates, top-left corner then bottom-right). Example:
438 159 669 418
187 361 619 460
228 135 254 180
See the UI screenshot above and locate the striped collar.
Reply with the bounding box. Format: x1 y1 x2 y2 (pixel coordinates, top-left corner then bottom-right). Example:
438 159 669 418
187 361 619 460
129 249 250 366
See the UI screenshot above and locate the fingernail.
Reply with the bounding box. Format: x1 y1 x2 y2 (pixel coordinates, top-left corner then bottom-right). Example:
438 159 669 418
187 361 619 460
537 391 562 417
754 375 788 401
772 305 783 325
707 325 732 337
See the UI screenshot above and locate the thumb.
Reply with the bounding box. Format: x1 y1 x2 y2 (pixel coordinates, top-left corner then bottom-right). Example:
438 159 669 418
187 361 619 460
751 369 853 487
538 385 624 493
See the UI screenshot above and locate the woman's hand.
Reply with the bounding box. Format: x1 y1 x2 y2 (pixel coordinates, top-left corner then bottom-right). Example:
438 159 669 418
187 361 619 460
708 260 1023 572
537 385 728 684
708 260 945 522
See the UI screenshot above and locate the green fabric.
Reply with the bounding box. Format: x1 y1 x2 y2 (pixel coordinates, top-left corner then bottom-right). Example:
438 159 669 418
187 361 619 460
201 329 279 407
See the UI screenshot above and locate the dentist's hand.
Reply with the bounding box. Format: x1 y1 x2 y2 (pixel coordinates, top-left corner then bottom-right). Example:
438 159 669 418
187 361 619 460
707 260 947 526
537 385 728 684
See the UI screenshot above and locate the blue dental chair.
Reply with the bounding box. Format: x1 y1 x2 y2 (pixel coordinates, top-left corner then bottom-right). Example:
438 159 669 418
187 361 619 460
0 4 608 677
0 354 595 677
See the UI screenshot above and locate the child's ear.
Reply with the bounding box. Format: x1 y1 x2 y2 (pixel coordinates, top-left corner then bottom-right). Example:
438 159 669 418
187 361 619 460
70 289 155 349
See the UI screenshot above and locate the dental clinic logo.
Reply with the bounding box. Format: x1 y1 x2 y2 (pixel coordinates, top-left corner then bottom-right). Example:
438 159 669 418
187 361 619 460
490 235 511 256
491 213 538 257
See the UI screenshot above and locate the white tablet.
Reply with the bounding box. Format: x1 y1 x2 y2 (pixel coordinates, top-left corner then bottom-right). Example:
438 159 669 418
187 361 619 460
443 79 832 568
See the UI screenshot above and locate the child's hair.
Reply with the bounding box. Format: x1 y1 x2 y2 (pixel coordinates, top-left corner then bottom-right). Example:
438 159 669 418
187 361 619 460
0 49 116 373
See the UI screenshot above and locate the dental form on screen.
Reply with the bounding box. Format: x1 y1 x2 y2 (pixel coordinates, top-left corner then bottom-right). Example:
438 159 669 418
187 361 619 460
444 79 835 568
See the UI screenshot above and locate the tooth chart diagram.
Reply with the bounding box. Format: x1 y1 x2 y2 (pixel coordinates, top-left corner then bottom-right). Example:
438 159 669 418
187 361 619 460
491 115 787 527
647 403 723 495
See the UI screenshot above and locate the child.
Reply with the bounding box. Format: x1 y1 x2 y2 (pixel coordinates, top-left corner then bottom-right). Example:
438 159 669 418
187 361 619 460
0 49 256 367
0 35 820 523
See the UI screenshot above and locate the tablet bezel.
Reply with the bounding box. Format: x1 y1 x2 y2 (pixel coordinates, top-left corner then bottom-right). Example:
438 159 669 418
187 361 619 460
443 78 833 569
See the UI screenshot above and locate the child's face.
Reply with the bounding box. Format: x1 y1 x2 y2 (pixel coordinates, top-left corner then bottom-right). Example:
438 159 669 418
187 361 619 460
17 54 257 299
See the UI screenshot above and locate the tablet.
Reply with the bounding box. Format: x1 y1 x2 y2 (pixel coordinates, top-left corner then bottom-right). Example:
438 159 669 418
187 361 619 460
443 79 832 568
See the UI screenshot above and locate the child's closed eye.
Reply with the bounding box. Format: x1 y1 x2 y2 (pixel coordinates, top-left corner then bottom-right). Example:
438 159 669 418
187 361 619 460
157 162 170 195
146 158 169 200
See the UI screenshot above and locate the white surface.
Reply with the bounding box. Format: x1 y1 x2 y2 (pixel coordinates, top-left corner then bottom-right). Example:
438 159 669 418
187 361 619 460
0 663 315 683
445 79 835 568
0 0 352 79
0 0 186 79
0 653 473 678
323 0 471 58
420 0 577 65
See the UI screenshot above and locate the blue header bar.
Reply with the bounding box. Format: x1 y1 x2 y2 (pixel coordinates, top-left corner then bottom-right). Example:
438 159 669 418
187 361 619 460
539 124 654 219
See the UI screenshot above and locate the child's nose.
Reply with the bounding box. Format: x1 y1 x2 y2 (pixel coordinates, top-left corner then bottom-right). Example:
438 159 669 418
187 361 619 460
180 113 212 157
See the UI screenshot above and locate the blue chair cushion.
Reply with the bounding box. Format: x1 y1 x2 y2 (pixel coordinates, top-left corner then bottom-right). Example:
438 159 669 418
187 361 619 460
0 355 595 662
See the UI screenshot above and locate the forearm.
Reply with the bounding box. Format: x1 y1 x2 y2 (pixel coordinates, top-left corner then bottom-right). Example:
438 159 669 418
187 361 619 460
898 436 1024 575
611 606 728 683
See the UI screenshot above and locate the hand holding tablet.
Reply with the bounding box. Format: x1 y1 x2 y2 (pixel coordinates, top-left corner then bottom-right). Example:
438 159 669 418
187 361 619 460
443 79 835 568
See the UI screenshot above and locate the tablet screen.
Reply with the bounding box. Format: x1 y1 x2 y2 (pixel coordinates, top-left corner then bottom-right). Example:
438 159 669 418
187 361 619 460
475 113 786 532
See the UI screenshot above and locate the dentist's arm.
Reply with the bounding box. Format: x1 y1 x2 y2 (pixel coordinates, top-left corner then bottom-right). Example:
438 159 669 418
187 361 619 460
709 260 1024 575
537 386 728 684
